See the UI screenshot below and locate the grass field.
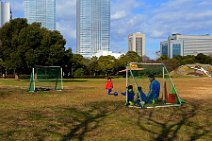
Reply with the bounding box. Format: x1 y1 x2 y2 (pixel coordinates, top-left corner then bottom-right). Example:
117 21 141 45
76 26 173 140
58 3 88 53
0 78 211 141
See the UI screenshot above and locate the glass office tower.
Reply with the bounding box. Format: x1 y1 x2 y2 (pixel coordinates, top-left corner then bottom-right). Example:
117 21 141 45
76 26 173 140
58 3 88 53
77 0 110 58
24 0 56 30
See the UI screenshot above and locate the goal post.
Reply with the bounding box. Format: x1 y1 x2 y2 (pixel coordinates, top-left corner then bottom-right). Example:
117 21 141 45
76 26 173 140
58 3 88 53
125 62 183 108
28 66 63 92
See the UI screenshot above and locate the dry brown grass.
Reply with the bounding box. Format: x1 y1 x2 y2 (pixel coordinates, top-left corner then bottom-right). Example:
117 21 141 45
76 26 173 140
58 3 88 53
0 77 211 141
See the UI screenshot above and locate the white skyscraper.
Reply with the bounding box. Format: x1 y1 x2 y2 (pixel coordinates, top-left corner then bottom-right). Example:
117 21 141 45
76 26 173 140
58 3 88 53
0 1 11 27
76 0 110 58
24 0 56 30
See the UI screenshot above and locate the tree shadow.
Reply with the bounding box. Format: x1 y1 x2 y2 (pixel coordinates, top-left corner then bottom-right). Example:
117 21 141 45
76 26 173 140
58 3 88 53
60 108 106 141
0 88 22 98
0 100 124 141
60 101 122 141
136 102 211 141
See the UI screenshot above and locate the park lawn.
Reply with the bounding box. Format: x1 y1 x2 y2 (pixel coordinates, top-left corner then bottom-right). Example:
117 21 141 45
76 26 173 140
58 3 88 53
0 78 211 141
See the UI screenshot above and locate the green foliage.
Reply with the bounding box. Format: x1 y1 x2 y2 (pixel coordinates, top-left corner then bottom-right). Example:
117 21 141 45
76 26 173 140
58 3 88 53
98 55 117 76
72 54 85 70
88 56 99 77
73 68 84 77
181 57 195 65
72 54 88 77
46 31 66 66
158 54 212 72
124 51 142 63
195 53 212 64
0 18 66 75
116 51 142 72
0 18 28 73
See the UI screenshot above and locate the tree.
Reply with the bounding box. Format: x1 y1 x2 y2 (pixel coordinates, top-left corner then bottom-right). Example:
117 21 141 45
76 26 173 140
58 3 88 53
88 56 99 77
161 59 179 72
46 30 66 66
98 55 117 76
117 51 142 71
0 18 66 77
19 24 66 67
0 18 28 75
181 55 195 65
72 54 87 77
125 51 142 62
195 53 212 64
73 68 84 78
63 48 73 77
0 58 4 75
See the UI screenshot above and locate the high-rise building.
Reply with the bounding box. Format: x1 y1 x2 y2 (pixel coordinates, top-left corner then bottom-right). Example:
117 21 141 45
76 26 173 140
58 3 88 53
76 0 110 58
24 0 56 30
128 32 145 56
161 33 212 58
0 1 11 27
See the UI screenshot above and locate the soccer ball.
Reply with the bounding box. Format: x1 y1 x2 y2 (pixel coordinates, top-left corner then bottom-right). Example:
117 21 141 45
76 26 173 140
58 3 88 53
114 92 118 96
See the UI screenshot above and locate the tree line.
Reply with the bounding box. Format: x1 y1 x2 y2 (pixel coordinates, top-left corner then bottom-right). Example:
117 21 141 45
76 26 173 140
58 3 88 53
0 18 211 78
157 54 212 72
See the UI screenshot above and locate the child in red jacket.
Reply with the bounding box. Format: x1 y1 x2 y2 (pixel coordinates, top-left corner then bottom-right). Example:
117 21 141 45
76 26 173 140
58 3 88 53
105 77 113 95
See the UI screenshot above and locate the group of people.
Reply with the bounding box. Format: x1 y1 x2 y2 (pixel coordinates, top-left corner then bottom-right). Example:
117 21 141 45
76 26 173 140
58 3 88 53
105 74 160 105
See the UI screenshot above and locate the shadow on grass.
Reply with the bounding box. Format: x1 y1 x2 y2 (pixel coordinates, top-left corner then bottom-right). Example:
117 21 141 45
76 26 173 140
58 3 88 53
60 107 106 141
136 102 211 141
60 101 123 141
0 91 11 98
1 99 210 140
0 88 25 98
0 101 124 141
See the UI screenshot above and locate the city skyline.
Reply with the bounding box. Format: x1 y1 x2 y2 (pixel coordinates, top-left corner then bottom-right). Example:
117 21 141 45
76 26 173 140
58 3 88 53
8 0 212 59
76 0 110 58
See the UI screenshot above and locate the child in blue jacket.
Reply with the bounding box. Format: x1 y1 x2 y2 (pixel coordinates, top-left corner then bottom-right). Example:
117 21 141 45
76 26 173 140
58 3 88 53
138 74 160 104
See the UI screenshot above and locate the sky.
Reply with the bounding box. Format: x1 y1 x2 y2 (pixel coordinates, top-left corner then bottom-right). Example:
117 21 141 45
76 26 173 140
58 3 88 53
9 0 212 59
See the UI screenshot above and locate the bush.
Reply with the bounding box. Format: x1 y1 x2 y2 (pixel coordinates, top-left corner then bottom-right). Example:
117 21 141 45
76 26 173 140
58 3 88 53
73 68 84 78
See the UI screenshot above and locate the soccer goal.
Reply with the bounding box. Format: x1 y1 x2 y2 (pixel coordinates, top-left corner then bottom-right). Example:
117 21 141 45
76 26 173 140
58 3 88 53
28 66 63 92
124 62 184 108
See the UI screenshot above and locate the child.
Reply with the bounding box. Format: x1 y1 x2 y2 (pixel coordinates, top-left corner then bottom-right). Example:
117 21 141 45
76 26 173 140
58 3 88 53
127 85 135 105
105 77 113 95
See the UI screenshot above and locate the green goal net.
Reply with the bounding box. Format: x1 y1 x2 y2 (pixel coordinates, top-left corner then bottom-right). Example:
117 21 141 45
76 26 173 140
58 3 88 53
28 66 63 92
125 62 184 108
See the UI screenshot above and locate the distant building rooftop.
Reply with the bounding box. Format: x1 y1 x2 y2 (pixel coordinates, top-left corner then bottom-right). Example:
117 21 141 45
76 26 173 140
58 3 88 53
92 50 124 59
